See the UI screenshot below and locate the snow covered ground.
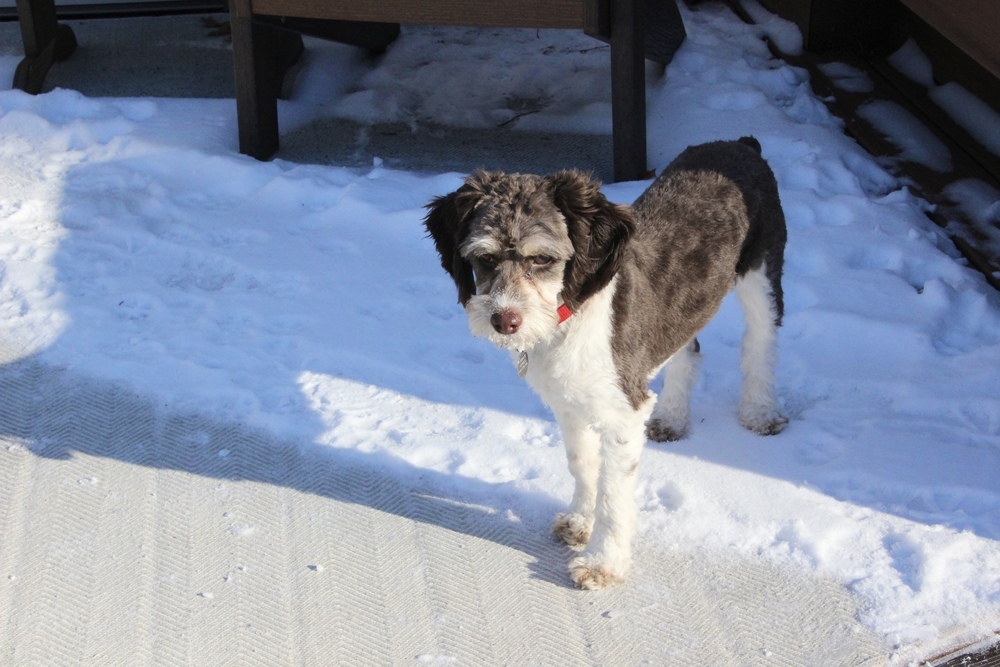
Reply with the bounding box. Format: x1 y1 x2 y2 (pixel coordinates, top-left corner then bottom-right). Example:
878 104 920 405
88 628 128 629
1 1 999 663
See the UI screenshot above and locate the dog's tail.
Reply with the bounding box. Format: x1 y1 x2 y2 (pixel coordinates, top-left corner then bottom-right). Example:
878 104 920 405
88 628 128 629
738 136 762 153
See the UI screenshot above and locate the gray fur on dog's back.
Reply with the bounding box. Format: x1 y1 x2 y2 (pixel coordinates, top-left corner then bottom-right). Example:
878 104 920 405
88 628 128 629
665 137 786 298
612 138 787 408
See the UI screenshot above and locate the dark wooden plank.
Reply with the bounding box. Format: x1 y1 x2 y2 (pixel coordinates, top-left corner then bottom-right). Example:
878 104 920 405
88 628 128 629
586 0 686 64
934 639 1000 667
897 0 1000 81
584 0 610 40
869 55 1000 186
230 0 281 158
15 0 59 56
12 0 77 94
895 3 1000 116
609 0 647 181
641 0 685 65
0 0 224 20
268 17 399 52
248 0 583 28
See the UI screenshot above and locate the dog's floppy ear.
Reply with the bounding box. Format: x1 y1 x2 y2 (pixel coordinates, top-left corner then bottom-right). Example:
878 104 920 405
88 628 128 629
424 171 498 306
544 170 635 311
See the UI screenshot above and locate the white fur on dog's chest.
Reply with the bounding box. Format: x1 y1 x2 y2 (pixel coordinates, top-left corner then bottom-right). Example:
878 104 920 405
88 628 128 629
519 286 637 424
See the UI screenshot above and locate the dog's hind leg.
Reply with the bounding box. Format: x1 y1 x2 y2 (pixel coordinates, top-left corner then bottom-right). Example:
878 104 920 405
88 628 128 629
735 263 788 435
552 411 600 550
645 339 701 442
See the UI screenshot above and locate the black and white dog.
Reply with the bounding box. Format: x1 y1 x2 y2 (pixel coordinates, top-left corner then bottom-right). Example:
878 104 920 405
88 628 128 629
424 137 788 589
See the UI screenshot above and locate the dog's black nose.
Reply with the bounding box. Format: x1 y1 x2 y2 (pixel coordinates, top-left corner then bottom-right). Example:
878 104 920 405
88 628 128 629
491 310 522 335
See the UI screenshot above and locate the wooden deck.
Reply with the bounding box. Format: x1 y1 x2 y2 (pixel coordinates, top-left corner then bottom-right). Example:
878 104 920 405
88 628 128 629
746 0 1000 291
897 0 1000 81
936 638 1000 667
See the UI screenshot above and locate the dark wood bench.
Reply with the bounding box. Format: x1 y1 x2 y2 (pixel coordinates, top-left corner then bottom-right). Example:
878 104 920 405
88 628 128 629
11 0 684 181
227 0 685 181
12 0 79 94
10 0 227 95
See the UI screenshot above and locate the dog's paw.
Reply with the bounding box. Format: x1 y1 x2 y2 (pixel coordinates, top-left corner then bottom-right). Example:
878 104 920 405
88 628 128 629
568 554 626 590
740 408 788 436
645 417 687 443
552 512 593 550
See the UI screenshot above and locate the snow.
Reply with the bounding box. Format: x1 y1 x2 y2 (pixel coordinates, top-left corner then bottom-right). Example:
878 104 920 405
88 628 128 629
819 60 875 94
944 178 1000 260
856 99 953 171
738 0 803 56
1 1 999 663
929 82 1000 158
321 24 615 134
888 37 1000 159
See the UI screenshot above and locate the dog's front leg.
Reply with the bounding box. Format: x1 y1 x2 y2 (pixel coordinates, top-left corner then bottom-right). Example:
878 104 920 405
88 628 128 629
568 415 646 590
551 411 600 550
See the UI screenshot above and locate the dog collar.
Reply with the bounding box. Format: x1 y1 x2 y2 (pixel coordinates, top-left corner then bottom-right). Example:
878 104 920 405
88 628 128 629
557 303 573 324
517 304 573 379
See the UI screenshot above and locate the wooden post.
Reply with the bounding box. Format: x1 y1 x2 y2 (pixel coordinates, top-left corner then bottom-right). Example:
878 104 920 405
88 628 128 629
230 0 282 158
13 0 77 94
609 0 647 182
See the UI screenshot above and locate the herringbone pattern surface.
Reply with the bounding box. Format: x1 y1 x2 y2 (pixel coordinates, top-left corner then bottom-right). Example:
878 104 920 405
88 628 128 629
0 351 888 666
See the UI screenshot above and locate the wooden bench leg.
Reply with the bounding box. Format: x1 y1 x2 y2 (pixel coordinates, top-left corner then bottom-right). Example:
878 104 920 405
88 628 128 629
230 0 303 159
610 0 648 182
231 11 397 160
13 0 77 94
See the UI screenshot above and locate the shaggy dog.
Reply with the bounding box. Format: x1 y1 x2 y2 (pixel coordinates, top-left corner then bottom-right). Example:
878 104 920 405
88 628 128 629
424 137 787 589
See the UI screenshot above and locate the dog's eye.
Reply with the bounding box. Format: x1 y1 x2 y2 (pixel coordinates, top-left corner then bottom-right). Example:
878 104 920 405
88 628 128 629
531 255 556 267
476 255 499 268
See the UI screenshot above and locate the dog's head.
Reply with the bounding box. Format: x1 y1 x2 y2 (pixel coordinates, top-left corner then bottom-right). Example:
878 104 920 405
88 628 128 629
424 169 634 350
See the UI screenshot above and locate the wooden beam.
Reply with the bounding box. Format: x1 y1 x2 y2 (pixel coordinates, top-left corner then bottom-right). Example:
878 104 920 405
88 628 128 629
12 0 76 94
267 17 399 53
584 0 609 40
231 0 282 158
248 0 583 28
609 0 647 181
897 0 1000 81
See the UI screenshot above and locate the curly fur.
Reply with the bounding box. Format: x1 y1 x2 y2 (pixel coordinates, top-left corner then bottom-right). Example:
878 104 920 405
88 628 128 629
424 137 788 589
